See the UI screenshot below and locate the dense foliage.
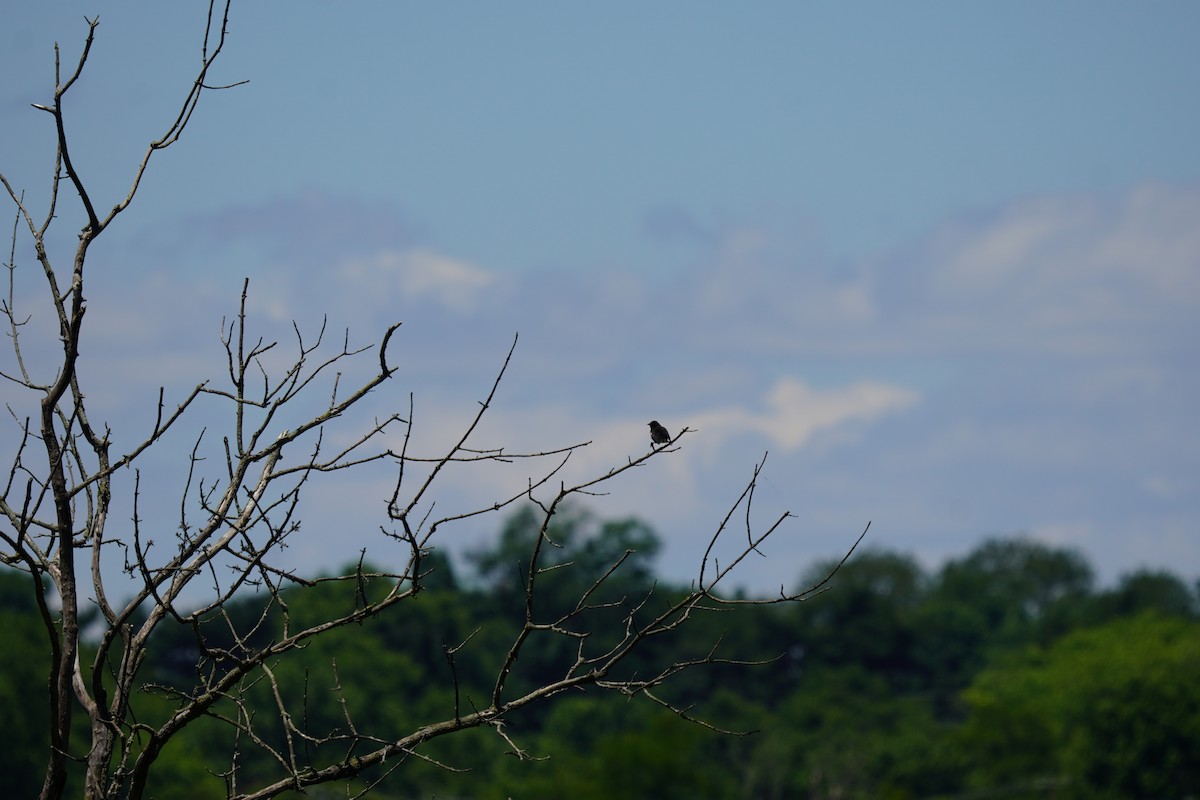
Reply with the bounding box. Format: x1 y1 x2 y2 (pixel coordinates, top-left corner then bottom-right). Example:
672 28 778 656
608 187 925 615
3 506 1197 799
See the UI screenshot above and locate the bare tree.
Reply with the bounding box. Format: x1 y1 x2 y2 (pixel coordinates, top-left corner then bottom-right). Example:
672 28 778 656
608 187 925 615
1 7 865 800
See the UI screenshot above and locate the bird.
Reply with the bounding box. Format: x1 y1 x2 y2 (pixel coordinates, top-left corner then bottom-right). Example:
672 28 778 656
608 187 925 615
648 420 671 446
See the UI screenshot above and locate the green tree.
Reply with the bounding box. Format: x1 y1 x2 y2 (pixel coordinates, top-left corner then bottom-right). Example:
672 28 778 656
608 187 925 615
912 537 1095 699
0 569 52 798
737 668 962 800
936 537 1094 642
498 695 736 800
959 614 1200 798
785 550 927 688
467 503 659 602
1090 568 1198 621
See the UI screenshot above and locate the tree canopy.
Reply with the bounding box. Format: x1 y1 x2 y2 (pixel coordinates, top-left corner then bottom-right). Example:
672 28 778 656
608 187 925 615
3 519 1196 799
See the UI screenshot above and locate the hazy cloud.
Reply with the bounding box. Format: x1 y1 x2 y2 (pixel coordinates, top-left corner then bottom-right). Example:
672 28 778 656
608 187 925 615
686 378 921 455
897 183 1200 357
12 182 1192 589
339 248 497 314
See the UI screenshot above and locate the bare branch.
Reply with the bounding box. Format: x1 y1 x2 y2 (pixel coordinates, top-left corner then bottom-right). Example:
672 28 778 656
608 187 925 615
0 6 871 799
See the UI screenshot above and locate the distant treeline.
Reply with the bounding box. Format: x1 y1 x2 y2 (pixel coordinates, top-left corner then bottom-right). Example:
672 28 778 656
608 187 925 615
2 504 1197 799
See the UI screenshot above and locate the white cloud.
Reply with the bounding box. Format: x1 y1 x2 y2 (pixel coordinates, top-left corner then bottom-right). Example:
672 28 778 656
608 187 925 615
339 247 497 314
1140 474 1192 500
902 184 1200 357
1093 184 1200 297
686 377 920 455
21 183 1194 592
395 248 497 312
299 371 920 566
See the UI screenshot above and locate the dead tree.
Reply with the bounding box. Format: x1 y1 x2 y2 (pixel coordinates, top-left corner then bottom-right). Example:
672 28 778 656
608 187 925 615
0 7 865 800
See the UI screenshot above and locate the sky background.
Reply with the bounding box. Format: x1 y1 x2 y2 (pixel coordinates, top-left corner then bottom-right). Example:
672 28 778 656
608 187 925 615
3 2 1198 593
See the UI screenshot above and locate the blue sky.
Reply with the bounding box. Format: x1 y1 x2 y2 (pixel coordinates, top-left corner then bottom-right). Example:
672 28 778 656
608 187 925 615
3 3 1198 592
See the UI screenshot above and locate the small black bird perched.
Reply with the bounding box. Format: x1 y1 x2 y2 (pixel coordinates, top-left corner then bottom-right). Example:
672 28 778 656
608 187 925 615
648 420 671 446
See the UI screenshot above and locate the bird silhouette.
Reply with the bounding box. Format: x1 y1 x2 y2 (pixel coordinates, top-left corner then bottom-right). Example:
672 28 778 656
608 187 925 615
648 420 671 446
